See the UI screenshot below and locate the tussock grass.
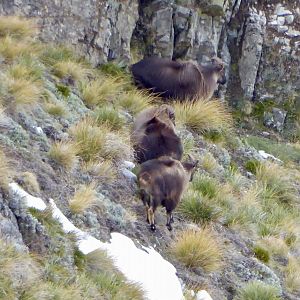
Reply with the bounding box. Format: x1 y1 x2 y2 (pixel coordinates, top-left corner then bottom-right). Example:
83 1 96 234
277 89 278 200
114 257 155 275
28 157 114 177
6 77 43 106
20 171 40 194
82 160 117 182
192 174 219 199
257 236 288 257
179 190 220 224
234 281 280 300
40 45 78 66
117 89 155 115
69 118 108 162
48 141 79 170
8 57 43 82
70 118 130 162
171 228 223 271
201 153 218 173
81 77 124 108
69 182 98 214
0 149 12 190
53 60 91 82
85 249 145 299
0 36 36 62
0 16 36 38
174 99 232 134
256 163 296 204
0 240 40 299
253 245 270 263
181 135 196 158
284 256 300 293
44 102 67 117
94 106 125 130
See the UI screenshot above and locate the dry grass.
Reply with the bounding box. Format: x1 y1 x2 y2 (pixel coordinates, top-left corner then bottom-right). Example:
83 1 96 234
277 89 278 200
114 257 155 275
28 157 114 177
20 171 40 194
0 36 37 62
257 236 289 257
82 160 117 182
201 153 218 173
0 149 12 190
117 89 155 115
6 77 43 106
44 102 67 117
0 16 36 38
0 240 41 299
69 182 98 214
174 99 232 134
284 256 300 293
94 106 125 130
69 118 130 162
171 228 223 271
81 77 124 108
256 162 296 204
48 141 79 170
53 61 91 82
7 58 43 82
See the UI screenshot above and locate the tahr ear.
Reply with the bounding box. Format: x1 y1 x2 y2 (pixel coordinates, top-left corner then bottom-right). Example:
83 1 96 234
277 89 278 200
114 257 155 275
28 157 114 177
146 116 159 125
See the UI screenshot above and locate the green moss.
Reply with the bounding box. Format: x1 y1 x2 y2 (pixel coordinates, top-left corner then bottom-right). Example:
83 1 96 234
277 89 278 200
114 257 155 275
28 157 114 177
55 83 70 98
245 159 261 174
253 245 270 263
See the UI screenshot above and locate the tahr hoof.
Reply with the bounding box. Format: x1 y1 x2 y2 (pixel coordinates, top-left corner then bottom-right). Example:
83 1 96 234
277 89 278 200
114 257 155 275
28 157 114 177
166 224 172 231
150 224 156 231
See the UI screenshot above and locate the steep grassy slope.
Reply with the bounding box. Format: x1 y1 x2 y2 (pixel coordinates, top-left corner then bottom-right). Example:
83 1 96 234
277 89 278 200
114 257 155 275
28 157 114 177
0 16 300 300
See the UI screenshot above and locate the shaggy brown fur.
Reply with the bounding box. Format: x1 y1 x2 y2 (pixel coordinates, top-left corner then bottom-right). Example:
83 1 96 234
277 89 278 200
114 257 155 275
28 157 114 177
132 105 182 164
138 155 198 231
131 56 226 100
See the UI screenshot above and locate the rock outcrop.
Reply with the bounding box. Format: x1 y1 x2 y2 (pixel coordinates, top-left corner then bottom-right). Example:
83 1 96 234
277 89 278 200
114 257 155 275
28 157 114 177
1 0 299 114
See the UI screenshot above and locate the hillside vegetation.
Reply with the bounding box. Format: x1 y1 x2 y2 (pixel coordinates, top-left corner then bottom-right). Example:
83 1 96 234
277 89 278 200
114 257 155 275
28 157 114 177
0 16 300 300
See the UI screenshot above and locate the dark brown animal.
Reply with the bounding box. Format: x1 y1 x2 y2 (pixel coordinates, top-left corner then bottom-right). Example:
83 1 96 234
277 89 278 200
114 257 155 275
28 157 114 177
131 56 226 100
132 105 183 164
138 155 198 231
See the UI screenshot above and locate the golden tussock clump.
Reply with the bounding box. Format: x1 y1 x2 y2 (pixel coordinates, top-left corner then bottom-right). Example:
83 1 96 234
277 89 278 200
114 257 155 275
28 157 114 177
0 149 12 190
0 16 36 38
174 99 232 134
171 228 223 271
69 182 98 214
20 171 40 194
48 141 79 170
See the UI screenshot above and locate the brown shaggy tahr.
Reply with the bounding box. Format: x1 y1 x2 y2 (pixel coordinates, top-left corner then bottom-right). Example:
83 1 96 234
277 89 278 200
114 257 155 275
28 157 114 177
131 104 183 164
138 155 198 231
131 56 226 100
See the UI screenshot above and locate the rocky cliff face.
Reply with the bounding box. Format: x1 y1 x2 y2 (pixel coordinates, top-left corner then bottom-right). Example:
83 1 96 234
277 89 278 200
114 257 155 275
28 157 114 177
1 0 299 105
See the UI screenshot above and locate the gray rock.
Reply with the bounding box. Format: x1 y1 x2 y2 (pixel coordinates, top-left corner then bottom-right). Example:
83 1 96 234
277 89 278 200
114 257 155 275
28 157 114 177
275 4 293 17
239 10 266 100
277 16 285 26
0 0 139 66
277 25 289 33
263 108 287 132
285 14 294 24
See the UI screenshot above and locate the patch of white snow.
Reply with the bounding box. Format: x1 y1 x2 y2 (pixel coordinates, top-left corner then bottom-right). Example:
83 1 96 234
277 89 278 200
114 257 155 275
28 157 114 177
9 182 47 210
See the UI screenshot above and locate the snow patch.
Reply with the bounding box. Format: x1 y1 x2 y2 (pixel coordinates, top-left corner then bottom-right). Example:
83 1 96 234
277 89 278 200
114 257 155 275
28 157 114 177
9 182 47 210
8 183 187 300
